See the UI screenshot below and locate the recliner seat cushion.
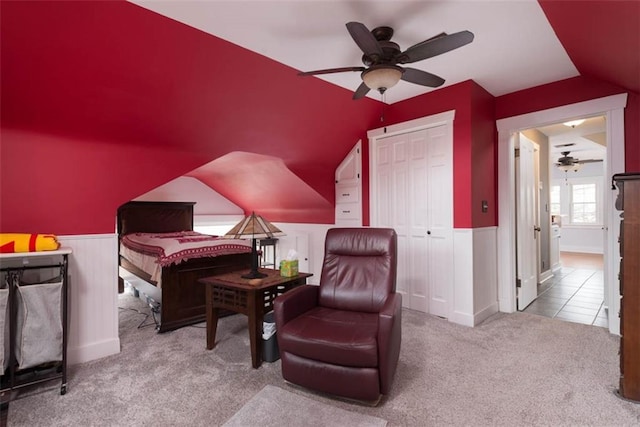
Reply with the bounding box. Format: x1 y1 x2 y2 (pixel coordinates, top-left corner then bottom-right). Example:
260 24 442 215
279 306 378 367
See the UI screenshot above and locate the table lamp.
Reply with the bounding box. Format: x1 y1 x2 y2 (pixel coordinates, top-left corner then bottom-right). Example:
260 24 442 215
223 212 284 279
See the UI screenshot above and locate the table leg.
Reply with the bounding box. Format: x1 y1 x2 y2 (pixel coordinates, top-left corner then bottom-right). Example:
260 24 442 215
206 285 219 350
247 290 263 369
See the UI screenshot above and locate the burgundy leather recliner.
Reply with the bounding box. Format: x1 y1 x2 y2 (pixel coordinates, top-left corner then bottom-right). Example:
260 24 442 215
274 228 401 402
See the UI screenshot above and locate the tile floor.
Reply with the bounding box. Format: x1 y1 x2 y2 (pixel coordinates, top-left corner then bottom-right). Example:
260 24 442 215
523 252 608 328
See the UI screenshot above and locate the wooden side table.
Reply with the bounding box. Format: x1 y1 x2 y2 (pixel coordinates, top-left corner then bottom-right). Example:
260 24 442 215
199 268 312 368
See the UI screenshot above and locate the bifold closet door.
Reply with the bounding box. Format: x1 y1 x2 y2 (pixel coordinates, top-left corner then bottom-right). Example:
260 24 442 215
373 125 453 317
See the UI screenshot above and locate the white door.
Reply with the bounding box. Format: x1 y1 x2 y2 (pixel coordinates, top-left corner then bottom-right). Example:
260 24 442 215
375 132 414 308
374 125 452 316
424 126 453 317
516 134 539 310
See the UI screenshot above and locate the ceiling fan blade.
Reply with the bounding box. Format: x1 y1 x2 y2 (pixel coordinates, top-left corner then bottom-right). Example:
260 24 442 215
578 159 604 164
353 82 370 100
298 66 366 76
346 22 383 59
401 68 445 87
400 30 474 64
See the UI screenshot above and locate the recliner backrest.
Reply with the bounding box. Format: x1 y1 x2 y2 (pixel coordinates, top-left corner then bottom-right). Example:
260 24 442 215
318 228 397 313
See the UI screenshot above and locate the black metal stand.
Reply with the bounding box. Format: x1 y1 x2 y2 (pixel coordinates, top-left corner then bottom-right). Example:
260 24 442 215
1 250 70 422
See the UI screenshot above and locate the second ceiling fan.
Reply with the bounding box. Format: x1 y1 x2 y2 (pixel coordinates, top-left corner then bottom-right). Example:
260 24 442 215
298 22 474 100
556 151 603 172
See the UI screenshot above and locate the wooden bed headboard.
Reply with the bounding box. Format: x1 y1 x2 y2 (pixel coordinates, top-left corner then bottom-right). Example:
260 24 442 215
117 201 195 235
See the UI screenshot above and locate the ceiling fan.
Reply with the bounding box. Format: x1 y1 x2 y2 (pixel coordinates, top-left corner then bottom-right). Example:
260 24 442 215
556 151 603 172
298 22 474 100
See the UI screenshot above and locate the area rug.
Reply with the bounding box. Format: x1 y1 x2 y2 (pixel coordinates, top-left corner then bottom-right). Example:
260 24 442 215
222 385 387 427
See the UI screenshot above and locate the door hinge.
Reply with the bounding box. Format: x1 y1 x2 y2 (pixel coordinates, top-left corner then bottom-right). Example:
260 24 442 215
516 278 522 288
514 148 520 157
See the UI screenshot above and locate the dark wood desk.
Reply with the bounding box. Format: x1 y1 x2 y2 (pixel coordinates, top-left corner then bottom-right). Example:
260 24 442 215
199 268 312 368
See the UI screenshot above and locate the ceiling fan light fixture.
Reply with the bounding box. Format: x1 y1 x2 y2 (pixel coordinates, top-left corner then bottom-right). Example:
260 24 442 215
362 66 403 93
558 163 582 172
563 119 586 128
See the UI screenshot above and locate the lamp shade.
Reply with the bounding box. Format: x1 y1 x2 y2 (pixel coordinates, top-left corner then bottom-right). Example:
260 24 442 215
362 66 403 93
223 212 284 279
223 212 284 240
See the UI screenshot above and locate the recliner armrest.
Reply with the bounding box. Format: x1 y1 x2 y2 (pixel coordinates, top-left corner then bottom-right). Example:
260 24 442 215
379 292 402 320
274 284 319 326
377 292 402 394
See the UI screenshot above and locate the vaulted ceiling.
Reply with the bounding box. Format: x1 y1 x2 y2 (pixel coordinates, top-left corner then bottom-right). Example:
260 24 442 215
130 0 638 100
133 0 638 214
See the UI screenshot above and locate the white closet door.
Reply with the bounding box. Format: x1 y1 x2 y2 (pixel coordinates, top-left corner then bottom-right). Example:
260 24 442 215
424 126 453 317
407 130 430 312
374 125 452 315
375 133 411 305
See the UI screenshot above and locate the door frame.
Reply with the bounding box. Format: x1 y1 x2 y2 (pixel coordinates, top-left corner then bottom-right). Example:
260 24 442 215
497 94 627 335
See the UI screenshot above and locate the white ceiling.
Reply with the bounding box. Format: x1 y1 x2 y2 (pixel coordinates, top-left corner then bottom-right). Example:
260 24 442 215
536 116 607 163
130 0 579 104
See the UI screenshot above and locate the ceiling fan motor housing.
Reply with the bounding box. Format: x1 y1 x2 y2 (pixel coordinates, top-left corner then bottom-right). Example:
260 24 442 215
362 41 401 66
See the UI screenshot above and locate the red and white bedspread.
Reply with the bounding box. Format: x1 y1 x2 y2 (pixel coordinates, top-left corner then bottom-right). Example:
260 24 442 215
120 231 252 283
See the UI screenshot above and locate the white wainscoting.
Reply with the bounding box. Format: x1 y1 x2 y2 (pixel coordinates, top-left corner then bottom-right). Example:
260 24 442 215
558 226 604 254
58 234 120 364
452 229 474 326
472 227 499 325
452 227 499 327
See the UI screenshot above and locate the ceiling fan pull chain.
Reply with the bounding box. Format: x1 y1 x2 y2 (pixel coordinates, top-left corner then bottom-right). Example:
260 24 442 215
380 92 386 122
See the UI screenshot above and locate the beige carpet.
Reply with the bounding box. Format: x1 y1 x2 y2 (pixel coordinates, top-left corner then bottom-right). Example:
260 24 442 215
222 385 387 427
5 289 640 426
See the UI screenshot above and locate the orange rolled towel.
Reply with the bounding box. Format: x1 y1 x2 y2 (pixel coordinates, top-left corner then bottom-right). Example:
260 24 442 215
0 234 60 253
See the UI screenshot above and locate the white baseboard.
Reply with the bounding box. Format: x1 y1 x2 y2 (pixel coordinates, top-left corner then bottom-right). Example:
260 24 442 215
449 311 474 327
539 270 553 283
68 338 120 365
559 246 603 254
474 302 499 325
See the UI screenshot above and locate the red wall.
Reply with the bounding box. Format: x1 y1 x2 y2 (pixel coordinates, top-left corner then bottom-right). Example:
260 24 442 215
2 3 637 236
470 83 498 227
0 0 381 234
0 129 212 235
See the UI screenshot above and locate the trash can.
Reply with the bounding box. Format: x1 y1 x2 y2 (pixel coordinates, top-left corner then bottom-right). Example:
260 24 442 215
262 311 280 362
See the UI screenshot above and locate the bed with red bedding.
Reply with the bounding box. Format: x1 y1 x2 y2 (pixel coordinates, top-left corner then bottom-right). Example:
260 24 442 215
117 201 252 332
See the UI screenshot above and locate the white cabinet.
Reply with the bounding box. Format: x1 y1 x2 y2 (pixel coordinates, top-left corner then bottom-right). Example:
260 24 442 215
335 141 362 227
550 224 561 273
